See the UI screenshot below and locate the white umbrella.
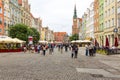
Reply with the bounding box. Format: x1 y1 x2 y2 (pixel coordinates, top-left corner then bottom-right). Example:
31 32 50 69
82 40 91 43
13 38 26 43
75 40 83 43
71 40 77 43
39 40 48 43
0 36 15 43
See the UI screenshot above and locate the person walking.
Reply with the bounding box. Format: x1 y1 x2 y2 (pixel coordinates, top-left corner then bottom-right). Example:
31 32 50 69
89 44 94 56
60 44 63 53
74 44 78 58
49 44 53 55
65 44 68 52
71 44 75 58
23 45 27 53
37 44 41 53
85 44 89 56
58 44 60 51
42 45 46 56
93 45 96 56
71 44 78 58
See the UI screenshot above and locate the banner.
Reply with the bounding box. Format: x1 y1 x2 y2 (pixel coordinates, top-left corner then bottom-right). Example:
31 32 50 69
28 36 33 44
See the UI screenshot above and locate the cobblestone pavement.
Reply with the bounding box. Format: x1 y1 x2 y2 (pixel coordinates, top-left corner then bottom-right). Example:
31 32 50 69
0 47 120 80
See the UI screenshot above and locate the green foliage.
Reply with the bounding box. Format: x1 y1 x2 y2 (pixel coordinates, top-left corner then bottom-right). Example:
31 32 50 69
30 28 40 44
9 24 28 41
69 34 79 41
8 24 40 44
96 49 107 55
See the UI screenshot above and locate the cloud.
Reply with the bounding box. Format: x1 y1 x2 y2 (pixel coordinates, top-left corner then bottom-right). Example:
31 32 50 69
29 0 94 34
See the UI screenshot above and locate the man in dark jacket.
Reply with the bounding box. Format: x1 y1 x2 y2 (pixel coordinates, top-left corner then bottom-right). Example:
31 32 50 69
71 44 78 58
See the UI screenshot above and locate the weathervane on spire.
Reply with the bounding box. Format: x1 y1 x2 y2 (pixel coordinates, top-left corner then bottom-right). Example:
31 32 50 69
73 0 77 19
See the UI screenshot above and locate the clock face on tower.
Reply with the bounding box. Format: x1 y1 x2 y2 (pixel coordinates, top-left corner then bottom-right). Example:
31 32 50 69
73 19 76 21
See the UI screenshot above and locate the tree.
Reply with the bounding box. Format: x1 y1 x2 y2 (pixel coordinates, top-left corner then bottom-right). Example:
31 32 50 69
69 34 79 41
9 24 29 41
30 28 40 44
8 24 40 44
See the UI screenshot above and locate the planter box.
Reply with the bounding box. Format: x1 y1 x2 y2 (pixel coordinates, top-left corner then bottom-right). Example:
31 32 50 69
0 49 22 53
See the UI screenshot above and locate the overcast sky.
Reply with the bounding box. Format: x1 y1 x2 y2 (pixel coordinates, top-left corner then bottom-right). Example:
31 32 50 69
29 0 94 35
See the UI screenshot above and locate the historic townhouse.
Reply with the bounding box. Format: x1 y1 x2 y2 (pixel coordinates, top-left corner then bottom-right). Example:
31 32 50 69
31 14 42 31
0 0 44 36
9 0 21 26
98 0 104 46
46 29 54 42
40 27 48 41
49 30 54 42
81 13 87 40
86 8 90 39
117 0 120 44
86 2 94 41
77 18 83 40
34 18 42 32
21 0 31 27
104 0 117 46
3 0 10 35
40 27 46 41
40 27 54 41
0 0 4 35
44 27 48 41
54 32 67 42
94 0 100 43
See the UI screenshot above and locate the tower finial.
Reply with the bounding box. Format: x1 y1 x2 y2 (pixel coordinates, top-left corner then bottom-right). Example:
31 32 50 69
73 2 77 19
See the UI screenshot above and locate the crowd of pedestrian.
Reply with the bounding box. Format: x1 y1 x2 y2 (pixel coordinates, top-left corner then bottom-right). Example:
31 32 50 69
85 43 96 56
23 43 57 56
56 43 78 58
22 42 97 58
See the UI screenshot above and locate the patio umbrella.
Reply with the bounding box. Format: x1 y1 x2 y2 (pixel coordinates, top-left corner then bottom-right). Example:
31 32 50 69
105 37 109 47
94 38 97 46
39 40 48 44
114 37 118 47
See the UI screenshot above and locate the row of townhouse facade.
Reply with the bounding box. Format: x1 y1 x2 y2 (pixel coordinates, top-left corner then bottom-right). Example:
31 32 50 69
79 0 120 47
0 0 55 41
40 27 54 42
54 32 69 43
0 0 41 36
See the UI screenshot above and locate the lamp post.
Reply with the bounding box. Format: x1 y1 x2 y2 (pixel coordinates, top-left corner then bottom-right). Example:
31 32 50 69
113 28 118 47
33 35 37 45
113 28 118 37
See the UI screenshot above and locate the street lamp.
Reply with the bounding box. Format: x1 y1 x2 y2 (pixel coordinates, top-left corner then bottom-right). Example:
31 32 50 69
33 35 37 44
113 28 118 38
113 28 118 33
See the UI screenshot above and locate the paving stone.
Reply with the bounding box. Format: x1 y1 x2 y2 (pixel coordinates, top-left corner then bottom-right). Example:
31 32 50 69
0 48 120 80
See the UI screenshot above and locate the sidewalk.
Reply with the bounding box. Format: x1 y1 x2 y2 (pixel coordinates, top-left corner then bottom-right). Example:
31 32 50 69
79 47 120 57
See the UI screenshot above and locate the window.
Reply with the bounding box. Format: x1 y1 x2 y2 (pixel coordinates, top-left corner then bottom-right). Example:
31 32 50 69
0 18 2 24
112 6 114 14
105 11 107 17
4 11 6 16
107 21 109 28
105 21 107 28
118 18 120 27
105 0 107 6
118 7 120 14
0 7 2 13
109 20 111 27
108 9 110 16
101 23 104 31
4 21 6 26
0 28 1 32
112 18 114 26
108 0 110 5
